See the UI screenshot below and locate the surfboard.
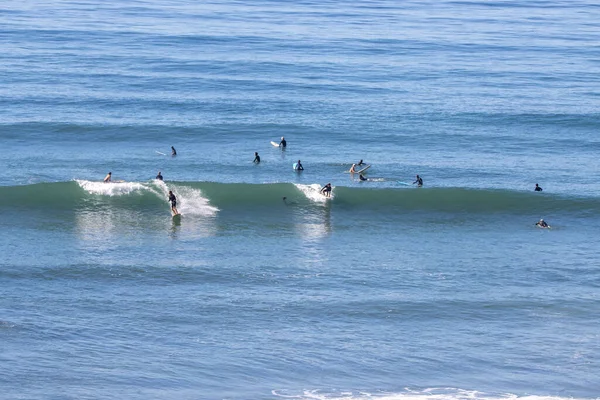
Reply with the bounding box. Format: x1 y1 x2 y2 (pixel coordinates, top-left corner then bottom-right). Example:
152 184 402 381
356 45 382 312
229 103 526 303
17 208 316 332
397 181 411 186
356 165 371 174
271 141 280 147
172 211 181 218
155 150 166 155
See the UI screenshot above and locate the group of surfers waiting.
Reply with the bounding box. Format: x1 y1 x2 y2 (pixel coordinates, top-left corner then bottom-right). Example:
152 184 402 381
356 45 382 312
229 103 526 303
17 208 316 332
101 140 548 223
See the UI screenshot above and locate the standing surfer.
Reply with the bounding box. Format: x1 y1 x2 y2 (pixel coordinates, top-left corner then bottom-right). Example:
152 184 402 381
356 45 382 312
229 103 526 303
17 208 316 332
320 183 332 197
168 190 179 215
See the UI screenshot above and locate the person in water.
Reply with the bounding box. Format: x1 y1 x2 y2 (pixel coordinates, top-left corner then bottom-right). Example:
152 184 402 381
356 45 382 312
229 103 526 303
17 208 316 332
171 146 177 156
103 172 112 183
279 137 287 148
349 163 357 173
357 159 365 166
168 190 179 215
295 160 304 170
535 183 543 192
536 218 549 228
359 174 367 181
253 152 260 163
320 183 332 197
413 174 423 187
156 171 163 181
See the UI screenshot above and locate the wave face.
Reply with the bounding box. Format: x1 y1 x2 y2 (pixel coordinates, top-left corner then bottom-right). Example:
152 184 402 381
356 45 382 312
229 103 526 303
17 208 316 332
2 181 598 216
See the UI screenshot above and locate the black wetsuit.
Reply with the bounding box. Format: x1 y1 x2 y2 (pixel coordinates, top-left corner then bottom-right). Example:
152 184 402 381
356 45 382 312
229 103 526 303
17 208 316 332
156 174 163 181
168 193 177 207
535 186 542 191
254 154 260 163
171 147 177 156
280 139 287 148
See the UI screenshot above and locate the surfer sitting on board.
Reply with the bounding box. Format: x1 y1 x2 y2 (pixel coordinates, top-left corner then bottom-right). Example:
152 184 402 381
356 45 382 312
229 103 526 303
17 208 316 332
413 174 423 187
535 219 549 228
253 152 260 163
295 160 304 170
156 171 163 181
279 137 286 148
349 164 357 173
168 190 179 215
171 146 177 156
103 172 112 183
535 183 543 192
320 183 332 197
357 159 366 166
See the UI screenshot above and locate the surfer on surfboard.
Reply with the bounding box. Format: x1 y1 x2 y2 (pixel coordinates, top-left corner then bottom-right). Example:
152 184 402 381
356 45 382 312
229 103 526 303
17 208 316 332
294 160 304 170
168 190 179 215
320 183 332 197
535 218 550 228
349 164 357 173
103 172 112 183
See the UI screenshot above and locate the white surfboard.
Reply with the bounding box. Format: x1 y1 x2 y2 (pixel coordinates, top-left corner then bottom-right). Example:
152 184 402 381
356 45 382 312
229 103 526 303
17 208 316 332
356 165 371 174
271 141 280 147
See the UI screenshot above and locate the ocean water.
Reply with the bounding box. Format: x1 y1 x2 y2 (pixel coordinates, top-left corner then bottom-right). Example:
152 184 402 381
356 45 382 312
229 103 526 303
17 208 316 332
1 0 600 399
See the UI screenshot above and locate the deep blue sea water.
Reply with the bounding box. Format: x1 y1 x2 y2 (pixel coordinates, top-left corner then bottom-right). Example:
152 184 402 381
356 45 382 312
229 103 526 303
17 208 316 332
1 1 600 399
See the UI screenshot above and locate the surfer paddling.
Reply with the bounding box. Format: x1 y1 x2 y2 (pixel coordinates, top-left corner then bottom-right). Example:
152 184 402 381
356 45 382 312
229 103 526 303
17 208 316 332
168 190 179 215
103 172 112 183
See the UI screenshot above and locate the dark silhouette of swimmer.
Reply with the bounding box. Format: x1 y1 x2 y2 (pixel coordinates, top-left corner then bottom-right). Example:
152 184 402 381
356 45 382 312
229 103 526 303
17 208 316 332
171 146 177 156
535 183 543 192
295 160 304 170
413 175 423 187
253 152 260 163
358 159 366 166
359 174 367 181
156 171 163 181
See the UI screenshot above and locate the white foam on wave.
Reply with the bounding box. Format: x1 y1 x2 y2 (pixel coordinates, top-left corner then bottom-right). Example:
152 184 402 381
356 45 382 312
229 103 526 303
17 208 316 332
294 183 333 203
75 179 147 196
151 180 219 217
272 389 588 400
